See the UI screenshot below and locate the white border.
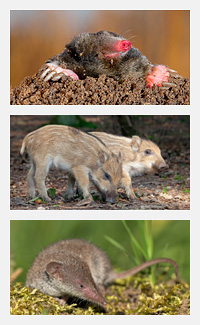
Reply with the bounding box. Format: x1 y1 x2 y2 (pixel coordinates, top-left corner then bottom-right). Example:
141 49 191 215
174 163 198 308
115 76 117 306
2 1 200 324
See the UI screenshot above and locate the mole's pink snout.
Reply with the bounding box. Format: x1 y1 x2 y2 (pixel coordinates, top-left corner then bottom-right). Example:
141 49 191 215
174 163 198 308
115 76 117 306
119 40 132 52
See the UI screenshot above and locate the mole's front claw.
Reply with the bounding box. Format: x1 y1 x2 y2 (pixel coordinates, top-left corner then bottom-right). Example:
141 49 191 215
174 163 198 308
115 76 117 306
51 73 65 81
40 68 51 79
167 68 177 74
160 81 176 89
166 67 181 79
44 71 57 82
40 62 79 81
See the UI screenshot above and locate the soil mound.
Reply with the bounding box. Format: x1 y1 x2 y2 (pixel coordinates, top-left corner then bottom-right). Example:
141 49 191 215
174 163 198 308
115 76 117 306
10 71 190 105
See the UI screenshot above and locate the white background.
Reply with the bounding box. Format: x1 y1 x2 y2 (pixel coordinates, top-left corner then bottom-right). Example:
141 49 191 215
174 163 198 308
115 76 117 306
2 0 198 324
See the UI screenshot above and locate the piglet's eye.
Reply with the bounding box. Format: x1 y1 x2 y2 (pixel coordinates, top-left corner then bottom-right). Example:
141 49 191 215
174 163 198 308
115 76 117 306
145 149 152 155
104 172 111 181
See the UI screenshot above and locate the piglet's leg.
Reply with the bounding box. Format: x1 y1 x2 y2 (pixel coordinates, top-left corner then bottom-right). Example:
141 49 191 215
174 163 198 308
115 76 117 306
40 62 79 81
121 172 137 201
64 174 76 200
145 65 174 88
71 166 94 206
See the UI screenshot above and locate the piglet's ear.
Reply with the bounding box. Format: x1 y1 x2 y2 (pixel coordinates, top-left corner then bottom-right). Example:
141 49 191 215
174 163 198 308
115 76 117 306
131 136 141 152
46 261 64 280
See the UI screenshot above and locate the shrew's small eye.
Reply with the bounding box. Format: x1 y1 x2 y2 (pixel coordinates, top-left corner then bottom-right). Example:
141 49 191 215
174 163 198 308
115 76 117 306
145 149 152 155
80 284 84 288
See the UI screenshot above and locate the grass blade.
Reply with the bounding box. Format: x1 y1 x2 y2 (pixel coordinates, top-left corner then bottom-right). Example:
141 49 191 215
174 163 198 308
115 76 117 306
122 221 147 264
105 235 136 265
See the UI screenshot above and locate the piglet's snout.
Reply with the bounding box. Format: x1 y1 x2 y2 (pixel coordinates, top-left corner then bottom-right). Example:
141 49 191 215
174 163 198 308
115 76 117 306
158 161 169 171
106 196 116 204
105 189 117 204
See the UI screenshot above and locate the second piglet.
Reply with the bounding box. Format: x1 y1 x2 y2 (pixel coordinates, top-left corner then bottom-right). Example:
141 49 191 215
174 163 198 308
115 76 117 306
90 132 168 200
20 125 122 204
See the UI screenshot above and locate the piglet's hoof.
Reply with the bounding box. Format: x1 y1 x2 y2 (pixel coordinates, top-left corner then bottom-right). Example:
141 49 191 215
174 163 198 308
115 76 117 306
128 197 139 203
76 197 94 207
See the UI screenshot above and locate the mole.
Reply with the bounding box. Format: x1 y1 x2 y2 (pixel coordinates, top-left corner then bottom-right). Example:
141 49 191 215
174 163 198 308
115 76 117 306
26 239 178 309
40 30 176 88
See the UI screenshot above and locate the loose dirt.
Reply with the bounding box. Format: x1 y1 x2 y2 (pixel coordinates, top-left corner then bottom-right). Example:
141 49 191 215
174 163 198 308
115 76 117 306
10 70 190 105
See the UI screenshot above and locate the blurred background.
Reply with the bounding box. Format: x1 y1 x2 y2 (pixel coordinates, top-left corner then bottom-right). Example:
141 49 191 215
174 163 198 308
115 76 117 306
10 10 190 87
10 220 190 284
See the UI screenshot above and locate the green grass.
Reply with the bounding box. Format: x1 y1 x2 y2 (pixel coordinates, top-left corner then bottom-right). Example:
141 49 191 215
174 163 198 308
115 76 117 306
180 185 190 194
174 174 184 181
106 221 157 285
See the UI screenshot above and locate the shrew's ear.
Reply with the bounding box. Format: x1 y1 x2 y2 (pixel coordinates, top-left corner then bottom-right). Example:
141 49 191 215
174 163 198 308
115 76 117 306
46 261 64 280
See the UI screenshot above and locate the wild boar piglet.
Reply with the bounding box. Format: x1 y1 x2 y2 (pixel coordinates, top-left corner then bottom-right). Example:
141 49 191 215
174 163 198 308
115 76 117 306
20 125 122 204
90 132 168 200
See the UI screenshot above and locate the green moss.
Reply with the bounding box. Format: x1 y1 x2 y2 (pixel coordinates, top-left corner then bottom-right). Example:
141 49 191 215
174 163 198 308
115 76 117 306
135 282 190 315
10 283 103 315
10 276 190 315
107 275 190 315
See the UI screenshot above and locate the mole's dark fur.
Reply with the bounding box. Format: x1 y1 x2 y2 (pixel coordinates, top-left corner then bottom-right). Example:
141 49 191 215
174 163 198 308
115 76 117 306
46 31 150 80
26 239 178 308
